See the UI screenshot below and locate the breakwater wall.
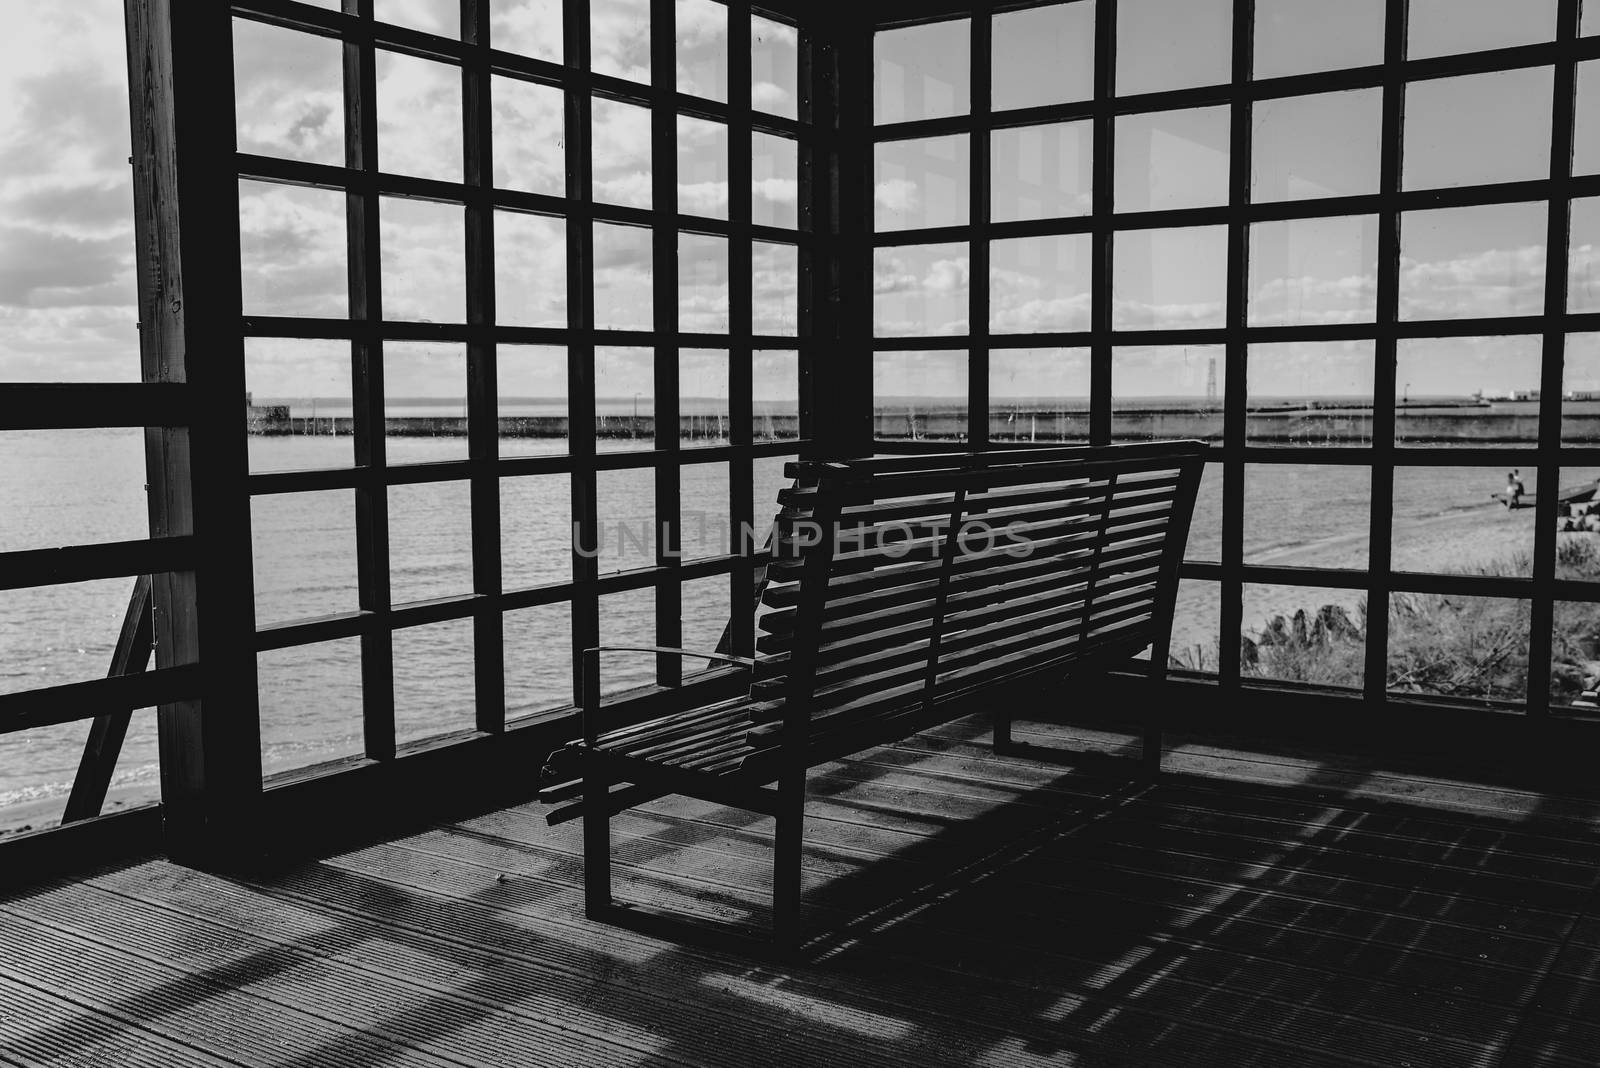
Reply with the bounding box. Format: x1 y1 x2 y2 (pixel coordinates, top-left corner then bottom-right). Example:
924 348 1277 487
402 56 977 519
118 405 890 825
247 408 801 440
246 407 1600 443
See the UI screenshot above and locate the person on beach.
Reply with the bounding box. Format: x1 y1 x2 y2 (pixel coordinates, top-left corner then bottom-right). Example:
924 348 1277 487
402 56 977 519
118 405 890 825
1505 469 1525 509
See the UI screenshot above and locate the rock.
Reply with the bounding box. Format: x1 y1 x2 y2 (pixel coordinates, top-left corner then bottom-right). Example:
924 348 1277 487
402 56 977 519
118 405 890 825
1240 635 1259 669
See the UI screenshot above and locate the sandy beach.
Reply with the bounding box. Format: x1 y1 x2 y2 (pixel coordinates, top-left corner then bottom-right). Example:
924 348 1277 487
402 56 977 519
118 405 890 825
0 785 153 840
1170 504 1556 670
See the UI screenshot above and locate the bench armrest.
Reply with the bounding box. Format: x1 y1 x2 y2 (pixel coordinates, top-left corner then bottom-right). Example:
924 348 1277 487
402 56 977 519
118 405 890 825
580 645 756 744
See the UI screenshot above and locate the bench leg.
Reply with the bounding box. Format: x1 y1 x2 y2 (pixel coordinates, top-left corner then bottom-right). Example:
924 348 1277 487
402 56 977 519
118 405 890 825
771 770 805 949
994 706 1012 751
583 758 613 918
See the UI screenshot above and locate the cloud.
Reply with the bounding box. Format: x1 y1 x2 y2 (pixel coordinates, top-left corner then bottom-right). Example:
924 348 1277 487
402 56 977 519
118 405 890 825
0 225 132 308
1399 242 1547 320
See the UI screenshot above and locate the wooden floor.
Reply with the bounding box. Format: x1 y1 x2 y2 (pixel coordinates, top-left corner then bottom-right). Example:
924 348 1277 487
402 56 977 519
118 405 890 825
3 716 1600 1067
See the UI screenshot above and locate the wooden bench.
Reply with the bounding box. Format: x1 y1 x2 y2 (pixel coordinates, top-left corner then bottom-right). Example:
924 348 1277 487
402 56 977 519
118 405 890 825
544 441 1207 946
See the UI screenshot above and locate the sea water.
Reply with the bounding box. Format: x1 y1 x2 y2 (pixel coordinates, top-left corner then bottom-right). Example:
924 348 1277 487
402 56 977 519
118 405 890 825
0 424 1560 822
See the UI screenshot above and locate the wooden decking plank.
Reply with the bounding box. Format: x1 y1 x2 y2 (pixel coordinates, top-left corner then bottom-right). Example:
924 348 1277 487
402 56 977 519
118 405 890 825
342 831 1464 1068
881 729 1600 864
822 744 1600 887
0 970 240 1068
980 721 1600 832
73 869 954 1068
395 813 1554 1063
482 800 1570 988
306 840 1205 1068
0 906 468 1068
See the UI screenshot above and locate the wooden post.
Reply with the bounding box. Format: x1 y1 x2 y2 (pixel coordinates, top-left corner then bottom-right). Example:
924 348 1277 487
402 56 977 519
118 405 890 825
125 0 263 860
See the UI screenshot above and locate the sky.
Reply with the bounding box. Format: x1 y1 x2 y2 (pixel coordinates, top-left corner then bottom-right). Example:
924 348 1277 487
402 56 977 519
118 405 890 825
4 0 1600 402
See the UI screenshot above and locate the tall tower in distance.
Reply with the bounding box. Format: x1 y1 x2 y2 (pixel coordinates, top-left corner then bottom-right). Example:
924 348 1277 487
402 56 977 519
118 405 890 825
1205 354 1218 405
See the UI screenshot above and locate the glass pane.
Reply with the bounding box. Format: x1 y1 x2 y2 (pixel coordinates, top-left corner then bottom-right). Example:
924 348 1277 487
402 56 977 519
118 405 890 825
592 96 653 210
389 480 474 601
991 2 1095 111
496 211 567 328
384 341 468 466
1242 583 1365 689
1189 462 1223 561
376 50 462 182
505 602 574 715
1170 578 1222 674
1112 226 1228 330
1253 0 1384 79
681 348 728 446
753 350 801 441
676 0 727 102
1247 341 1375 447
990 234 1092 333
752 241 799 336
595 346 653 443
1395 336 1542 446
1386 594 1529 704
2 578 139 698
874 19 970 125
989 349 1091 444
1552 600 1600 710
596 467 654 572
1399 202 1547 321
1552 469 1600 570
1244 464 1370 567
0 0 139 383
501 473 571 588
1251 89 1381 202
873 243 970 337
1564 333 1600 444
678 115 729 219
1571 197 1600 313
239 181 347 318
1577 61 1600 176
1392 465 1535 577
680 232 729 334
683 575 733 656
598 588 655 691
592 0 651 82
751 15 799 119
493 0 564 63
875 134 970 232
754 454 798 529
381 197 465 323
991 121 1092 223
1114 106 1230 213
375 0 458 36
394 618 477 743
251 490 358 624
1248 215 1378 327
1117 0 1232 96
498 344 568 452
233 19 344 166
753 132 799 229
245 338 354 473
1408 0 1557 59
681 461 730 560
492 75 565 196
593 222 654 331
1112 345 1226 443
0 430 143 555
260 639 363 776
874 351 968 442
1404 68 1553 191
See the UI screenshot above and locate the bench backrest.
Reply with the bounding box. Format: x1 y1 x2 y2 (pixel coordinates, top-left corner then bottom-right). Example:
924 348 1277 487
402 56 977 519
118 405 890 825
747 442 1207 750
